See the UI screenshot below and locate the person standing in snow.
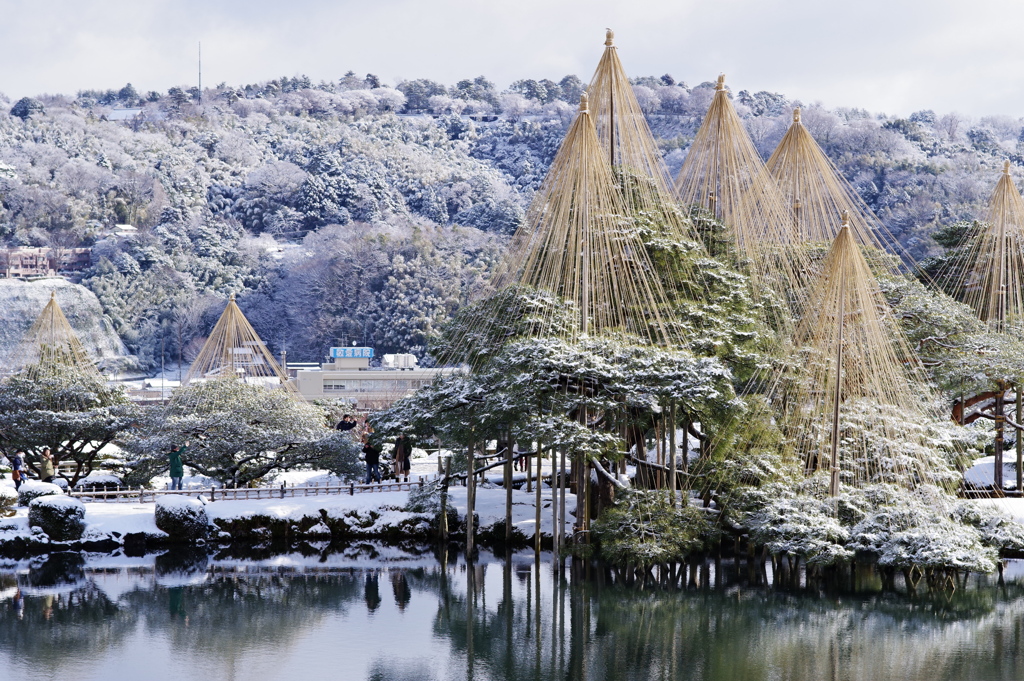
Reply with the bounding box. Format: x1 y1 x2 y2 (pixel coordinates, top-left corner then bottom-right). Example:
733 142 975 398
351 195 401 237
363 437 382 484
513 442 527 472
336 414 357 432
39 448 55 484
394 434 412 482
9 451 27 490
169 442 189 490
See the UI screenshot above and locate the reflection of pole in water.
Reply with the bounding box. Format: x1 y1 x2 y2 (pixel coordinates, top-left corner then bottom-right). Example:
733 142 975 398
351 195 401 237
503 557 513 674
567 561 582 678
559 561 566 679
535 556 542 678
466 559 475 681
551 559 560 680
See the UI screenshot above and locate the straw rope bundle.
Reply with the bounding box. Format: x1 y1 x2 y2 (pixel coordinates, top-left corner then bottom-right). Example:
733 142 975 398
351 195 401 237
951 161 1024 332
5 292 99 380
181 295 293 392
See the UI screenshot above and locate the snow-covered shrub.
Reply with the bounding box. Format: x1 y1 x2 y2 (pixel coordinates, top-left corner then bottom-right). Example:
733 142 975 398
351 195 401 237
155 496 209 541
0 486 16 517
17 480 63 506
27 495 86 541
953 501 1024 554
592 490 718 568
74 473 123 491
848 486 997 574
405 478 442 513
747 494 853 567
404 479 457 536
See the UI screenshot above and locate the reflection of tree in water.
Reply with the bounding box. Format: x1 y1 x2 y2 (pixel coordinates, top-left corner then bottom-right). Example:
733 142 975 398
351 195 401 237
365 572 381 612
5 552 1024 681
0 553 136 672
571 576 1024 681
368 560 1024 681
122 568 364 678
390 570 412 611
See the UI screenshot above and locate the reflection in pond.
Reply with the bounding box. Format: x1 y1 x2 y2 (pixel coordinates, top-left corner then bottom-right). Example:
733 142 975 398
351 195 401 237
1 546 1023 681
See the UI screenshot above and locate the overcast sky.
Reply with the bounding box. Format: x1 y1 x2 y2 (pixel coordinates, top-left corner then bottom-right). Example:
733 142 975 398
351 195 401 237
1 0 1021 118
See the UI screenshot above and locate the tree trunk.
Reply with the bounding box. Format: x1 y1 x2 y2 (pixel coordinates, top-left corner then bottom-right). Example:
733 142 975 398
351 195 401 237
1017 385 1022 493
996 382 1006 491
467 441 476 556
669 402 678 507
505 433 514 544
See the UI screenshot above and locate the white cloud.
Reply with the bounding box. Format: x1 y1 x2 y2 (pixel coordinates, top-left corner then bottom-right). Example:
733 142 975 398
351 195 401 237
1 0 1022 117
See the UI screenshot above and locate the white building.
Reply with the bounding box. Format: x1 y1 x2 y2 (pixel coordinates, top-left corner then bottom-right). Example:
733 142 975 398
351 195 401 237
292 347 453 410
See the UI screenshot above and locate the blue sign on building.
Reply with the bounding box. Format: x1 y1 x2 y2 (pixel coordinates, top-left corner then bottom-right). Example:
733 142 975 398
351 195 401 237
330 347 374 359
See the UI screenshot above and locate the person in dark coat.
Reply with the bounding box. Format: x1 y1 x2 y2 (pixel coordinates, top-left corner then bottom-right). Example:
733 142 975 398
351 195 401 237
169 442 189 490
9 451 26 490
363 438 382 484
336 414 357 432
393 434 412 482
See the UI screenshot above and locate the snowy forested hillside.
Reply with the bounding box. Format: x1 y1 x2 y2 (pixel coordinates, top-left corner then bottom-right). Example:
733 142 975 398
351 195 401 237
0 73 1019 367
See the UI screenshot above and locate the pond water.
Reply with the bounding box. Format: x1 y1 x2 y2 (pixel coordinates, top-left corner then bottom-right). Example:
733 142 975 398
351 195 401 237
1 545 1023 681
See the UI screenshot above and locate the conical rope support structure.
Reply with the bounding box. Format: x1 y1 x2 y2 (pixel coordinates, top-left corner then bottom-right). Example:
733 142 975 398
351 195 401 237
441 92 681 366
674 75 807 296
586 29 702 251
775 214 959 491
949 160 1024 332
4 291 100 381
767 108 904 269
177 295 296 404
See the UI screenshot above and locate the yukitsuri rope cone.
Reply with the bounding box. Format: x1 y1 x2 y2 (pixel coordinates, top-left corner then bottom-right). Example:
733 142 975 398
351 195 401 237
767 108 901 262
953 160 1024 332
778 213 954 493
480 93 678 350
941 161 1024 491
674 74 806 295
586 29 701 248
182 294 293 391
5 292 99 380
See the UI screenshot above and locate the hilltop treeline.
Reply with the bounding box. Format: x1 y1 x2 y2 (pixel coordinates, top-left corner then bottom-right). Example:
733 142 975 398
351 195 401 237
0 72 1017 367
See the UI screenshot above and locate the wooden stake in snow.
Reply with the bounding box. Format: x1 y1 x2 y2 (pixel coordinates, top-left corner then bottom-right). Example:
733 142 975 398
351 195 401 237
467 441 477 556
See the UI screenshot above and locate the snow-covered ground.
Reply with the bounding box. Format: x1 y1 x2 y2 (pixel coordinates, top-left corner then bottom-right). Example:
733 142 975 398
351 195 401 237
0 474 577 545
977 498 1024 525
964 456 1020 490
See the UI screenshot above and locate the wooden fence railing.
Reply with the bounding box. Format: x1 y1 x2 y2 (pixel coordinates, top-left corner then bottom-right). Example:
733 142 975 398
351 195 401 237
69 478 425 503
